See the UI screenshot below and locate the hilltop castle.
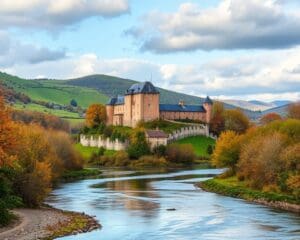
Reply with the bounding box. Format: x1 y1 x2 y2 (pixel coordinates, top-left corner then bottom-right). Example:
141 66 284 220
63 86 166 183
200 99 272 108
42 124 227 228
106 82 213 127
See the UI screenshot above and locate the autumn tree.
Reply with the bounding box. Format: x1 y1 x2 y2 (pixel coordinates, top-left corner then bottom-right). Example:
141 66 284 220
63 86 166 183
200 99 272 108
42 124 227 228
85 104 107 127
212 131 241 174
287 102 300 119
238 133 288 190
0 93 17 167
210 101 225 136
224 109 249 134
260 112 282 125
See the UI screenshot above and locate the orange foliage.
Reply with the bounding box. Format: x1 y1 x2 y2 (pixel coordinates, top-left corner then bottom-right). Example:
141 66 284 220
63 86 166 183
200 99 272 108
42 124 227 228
238 132 288 189
0 93 17 166
260 112 282 125
85 104 107 127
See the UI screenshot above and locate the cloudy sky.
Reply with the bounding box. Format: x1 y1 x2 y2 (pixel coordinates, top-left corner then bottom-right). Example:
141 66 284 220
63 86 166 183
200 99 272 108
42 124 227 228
0 0 300 102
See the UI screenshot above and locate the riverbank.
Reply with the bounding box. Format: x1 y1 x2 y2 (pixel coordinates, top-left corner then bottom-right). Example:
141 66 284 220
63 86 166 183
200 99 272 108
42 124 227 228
197 177 300 214
0 207 100 240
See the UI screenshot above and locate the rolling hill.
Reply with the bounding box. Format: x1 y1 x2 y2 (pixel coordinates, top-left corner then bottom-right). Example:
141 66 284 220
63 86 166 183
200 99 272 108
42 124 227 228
0 71 271 121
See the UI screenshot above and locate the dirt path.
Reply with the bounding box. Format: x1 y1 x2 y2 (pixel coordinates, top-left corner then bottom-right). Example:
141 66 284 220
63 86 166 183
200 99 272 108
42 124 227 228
0 208 71 240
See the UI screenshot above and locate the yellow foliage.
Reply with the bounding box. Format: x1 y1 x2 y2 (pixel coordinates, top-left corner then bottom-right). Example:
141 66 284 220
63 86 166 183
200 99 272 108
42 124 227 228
212 130 241 170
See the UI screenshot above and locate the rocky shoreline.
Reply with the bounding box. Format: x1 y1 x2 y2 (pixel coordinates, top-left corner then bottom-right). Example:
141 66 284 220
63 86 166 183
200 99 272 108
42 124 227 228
0 207 101 240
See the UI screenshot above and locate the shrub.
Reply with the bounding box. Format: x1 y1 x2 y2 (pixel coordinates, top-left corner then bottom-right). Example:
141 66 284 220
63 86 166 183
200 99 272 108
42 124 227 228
153 144 167 157
206 145 214 155
166 143 195 165
127 129 150 159
130 155 168 168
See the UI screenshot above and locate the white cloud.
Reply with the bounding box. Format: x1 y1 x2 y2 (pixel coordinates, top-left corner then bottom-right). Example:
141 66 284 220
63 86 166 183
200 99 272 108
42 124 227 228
0 31 66 66
0 0 129 30
2 47 299 102
127 0 300 53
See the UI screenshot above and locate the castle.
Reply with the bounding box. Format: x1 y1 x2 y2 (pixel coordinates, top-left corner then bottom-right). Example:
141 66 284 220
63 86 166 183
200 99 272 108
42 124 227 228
106 82 213 127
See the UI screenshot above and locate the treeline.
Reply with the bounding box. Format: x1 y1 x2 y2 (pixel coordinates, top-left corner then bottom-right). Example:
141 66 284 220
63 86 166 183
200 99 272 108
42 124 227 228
0 93 83 226
212 103 300 199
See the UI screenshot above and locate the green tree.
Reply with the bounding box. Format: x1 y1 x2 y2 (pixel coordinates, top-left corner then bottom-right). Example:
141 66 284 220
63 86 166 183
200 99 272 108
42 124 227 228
70 99 78 107
127 129 150 159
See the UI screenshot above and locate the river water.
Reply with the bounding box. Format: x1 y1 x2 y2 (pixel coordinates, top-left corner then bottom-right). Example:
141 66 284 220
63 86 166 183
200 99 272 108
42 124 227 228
46 169 300 240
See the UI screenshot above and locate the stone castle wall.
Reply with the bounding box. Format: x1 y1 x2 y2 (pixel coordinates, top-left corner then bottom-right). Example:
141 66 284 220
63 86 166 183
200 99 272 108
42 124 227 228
80 135 128 151
167 125 209 143
80 125 210 150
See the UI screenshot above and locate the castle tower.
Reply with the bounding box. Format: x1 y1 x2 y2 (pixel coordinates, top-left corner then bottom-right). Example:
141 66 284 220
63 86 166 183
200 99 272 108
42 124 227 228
124 82 160 127
203 96 213 124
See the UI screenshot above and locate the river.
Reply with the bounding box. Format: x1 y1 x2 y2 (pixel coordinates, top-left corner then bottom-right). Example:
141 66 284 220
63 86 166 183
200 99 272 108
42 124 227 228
46 168 300 240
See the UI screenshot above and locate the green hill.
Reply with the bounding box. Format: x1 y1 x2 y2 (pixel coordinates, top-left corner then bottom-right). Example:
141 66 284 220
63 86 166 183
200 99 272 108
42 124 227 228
67 74 206 104
0 71 257 122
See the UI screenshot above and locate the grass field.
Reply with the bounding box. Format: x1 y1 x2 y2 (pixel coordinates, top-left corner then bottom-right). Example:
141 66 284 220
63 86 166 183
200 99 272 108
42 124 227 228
174 136 215 157
75 143 116 160
1 72 108 108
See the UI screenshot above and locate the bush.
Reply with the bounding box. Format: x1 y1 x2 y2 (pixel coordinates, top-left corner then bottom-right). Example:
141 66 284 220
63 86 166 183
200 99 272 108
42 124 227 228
153 144 167 157
166 143 195 165
127 129 150 159
206 145 214 155
0 167 22 226
130 156 168 168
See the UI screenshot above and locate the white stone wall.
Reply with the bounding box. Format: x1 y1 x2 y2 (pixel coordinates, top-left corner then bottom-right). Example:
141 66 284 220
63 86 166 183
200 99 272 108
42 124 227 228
80 135 128 151
167 125 209 143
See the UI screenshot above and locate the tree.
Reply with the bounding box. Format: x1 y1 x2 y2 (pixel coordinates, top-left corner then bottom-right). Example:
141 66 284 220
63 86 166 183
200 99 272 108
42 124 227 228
70 99 78 107
237 133 288 189
212 131 241 173
210 101 225 136
224 109 249 134
260 112 282 125
287 102 300 119
127 129 150 159
0 93 17 167
85 104 107 127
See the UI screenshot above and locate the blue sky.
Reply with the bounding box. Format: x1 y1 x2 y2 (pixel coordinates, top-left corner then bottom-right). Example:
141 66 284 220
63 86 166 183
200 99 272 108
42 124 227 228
0 0 299 102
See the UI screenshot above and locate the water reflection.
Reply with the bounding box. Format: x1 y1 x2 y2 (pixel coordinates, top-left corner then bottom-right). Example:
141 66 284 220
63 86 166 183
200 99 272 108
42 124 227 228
46 169 300 240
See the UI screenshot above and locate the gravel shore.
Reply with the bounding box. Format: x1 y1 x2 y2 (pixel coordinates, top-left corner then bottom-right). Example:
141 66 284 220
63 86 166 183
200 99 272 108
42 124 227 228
0 207 100 240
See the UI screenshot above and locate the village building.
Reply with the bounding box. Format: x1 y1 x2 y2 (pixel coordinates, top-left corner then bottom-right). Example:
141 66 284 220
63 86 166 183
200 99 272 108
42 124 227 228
145 129 169 149
106 82 213 128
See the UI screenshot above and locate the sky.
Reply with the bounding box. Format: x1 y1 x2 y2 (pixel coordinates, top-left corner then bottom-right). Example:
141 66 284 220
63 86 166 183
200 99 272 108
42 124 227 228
0 0 300 102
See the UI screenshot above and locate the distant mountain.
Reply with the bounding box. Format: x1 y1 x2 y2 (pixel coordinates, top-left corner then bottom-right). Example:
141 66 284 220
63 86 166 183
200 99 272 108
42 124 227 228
261 104 290 117
271 100 292 107
248 100 275 108
222 99 272 111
